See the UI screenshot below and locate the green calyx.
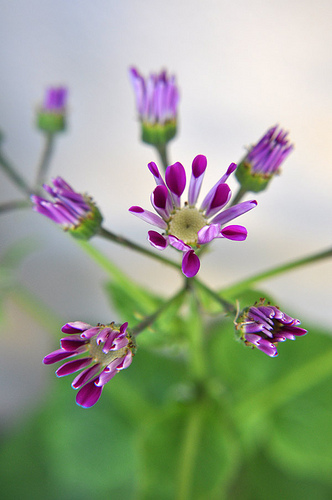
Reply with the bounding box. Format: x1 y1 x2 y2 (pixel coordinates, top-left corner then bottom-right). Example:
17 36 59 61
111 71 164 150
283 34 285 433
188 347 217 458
235 161 272 193
141 120 177 146
68 202 103 241
37 111 66 134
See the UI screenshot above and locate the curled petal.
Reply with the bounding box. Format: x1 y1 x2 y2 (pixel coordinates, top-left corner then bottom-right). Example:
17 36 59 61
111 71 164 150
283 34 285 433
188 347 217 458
76 378 103 408
72 363 101 389
165 162 186 207
148 231 168 250
205 184 231 218
188 155 207 206
197 223 221 244
151 185 172 219
245 334 278 357
43 349 78 365
220 225 247 241
61 321 92 334
56 357 92 377
168 235 191 252
129 206 167 229
182 250 200 278
148 161 166 186
60 336 87 352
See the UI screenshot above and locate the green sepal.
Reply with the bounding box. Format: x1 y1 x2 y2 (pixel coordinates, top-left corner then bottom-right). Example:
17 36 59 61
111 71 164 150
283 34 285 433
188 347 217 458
235 160 272 193
68 203 103 241
37 111 66 133
141 120 177 146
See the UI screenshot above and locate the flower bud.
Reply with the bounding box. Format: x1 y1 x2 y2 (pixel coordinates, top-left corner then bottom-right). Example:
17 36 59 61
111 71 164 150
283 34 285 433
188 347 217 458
37 87 68 133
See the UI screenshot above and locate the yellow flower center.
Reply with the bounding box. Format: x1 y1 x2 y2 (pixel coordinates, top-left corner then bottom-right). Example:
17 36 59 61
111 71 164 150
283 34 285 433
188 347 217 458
168 207 206 245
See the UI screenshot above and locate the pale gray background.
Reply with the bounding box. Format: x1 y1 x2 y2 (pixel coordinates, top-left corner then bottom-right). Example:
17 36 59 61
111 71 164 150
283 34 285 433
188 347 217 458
1 0 331 425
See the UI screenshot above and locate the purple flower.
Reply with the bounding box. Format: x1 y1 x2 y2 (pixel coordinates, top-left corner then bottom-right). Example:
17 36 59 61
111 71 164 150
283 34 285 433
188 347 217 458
43 321 135 408
247 125 293 175
129 67 179 145
236 126 294 192
43 87 68 112
238 300 307 357
129 155 257 278
31 177 103 240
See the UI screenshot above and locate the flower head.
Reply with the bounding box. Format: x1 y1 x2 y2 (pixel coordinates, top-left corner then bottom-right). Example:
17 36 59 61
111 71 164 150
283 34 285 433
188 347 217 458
31 177 103 240
129 67 179 145
43 321 135 408
37 86 68 133
129 155 257 278
236 299 307 357
236 125 294 192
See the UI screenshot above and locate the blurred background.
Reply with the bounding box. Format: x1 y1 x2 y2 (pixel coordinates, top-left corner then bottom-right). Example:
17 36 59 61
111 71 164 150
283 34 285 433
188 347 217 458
0 0 331 490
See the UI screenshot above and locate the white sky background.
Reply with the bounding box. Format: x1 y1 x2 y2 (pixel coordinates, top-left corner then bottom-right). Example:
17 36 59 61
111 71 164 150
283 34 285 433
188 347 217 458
0 0 331 421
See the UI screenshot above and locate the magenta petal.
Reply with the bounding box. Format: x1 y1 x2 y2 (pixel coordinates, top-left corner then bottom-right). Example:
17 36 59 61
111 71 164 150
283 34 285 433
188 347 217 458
61 321 92 334
148 231 168 250
76 378 102 408
182 250 200 278
165 162 186 207
43 349 77 365
151 185 172 219
60 336 87 352
197 223 221 244
72 363 101 389
96 367 118 386
169 235 190 252
148 161 166 186
56 357 92 377
220 225 247 241
211 200 257 225
205 184 231 218
188 155 207 206
129 206 167 229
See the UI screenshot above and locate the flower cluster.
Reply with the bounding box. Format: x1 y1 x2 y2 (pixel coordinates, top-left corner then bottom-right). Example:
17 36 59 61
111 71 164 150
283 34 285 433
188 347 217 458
43 321 135 407
31 177 102 240
130 155 257 277
237 300 307 357
129 67 179 145
236 125 293 192
37 86 68 133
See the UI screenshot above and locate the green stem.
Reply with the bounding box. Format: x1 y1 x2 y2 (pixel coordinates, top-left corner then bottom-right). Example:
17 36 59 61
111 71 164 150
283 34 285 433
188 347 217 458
0 199 31 214
98 226 181 271
155 142 169 171
132 286 187 336
35 133 55 187
176 404 204 500
194 278 236 314
230 186 247 206
222 247 332 296
0 150 32 195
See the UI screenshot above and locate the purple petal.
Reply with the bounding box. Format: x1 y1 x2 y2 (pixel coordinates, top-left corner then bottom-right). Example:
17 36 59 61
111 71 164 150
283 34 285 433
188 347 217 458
211 200 257 225
56 357 92 377
76 378 103 408
96 327 113 345
61 321 92 334
165 162 186 207
43 349 78 365
72 363 101 389
151 185 172 219
220 225 247 241
129 206 167 229
148 162 166 186
245 334 278 357
168 235 191 252
188 155 207 206
81 326 102 339
60 336 87 352
120 322 128 334
200 163 237 212
148 231 168 250
182 250 200 278
205 184 231 218
96 366 118 386
197 223 221 244
118 350 133 370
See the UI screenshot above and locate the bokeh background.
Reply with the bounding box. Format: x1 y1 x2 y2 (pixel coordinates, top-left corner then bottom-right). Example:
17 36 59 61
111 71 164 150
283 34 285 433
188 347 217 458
0 0 331 489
